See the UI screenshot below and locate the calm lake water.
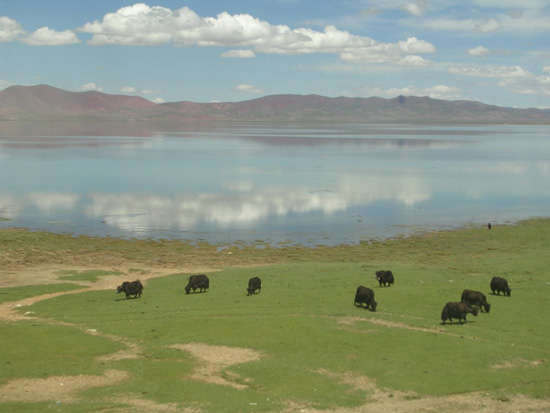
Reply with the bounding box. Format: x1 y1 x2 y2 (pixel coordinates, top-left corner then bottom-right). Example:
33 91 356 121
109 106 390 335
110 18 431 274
1 121 549 246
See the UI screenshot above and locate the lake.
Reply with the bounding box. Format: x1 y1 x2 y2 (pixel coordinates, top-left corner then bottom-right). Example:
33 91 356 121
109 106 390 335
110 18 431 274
1 121 549 246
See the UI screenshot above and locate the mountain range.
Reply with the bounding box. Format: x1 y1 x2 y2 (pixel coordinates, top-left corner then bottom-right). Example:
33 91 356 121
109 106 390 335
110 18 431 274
1 84 549 123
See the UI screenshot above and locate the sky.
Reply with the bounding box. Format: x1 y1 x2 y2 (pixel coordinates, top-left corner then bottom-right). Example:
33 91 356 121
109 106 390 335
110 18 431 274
0 0 549 108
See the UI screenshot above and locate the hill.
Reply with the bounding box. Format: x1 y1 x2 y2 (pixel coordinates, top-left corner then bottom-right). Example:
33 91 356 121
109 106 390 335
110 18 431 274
1 84 549 123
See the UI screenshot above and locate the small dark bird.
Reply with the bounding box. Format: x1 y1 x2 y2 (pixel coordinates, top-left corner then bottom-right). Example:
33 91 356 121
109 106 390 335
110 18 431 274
488 222 492 230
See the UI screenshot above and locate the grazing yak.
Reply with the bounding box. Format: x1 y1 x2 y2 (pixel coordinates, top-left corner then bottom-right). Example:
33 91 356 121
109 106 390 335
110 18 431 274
116 280 143 299
185 274 209 294
461 289 491 313
247 277 262 295
441 301 479 325
354 286 377 312
375 270 394 287
490 276 511 296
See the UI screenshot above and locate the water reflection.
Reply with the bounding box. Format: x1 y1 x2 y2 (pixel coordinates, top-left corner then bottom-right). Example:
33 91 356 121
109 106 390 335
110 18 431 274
83 172 432 232
0 122 549 245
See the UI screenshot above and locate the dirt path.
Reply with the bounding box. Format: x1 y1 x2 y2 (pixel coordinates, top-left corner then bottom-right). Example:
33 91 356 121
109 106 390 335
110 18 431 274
0 265 211 322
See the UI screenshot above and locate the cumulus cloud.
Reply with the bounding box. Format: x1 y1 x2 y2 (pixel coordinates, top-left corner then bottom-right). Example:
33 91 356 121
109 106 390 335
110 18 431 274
121 86 137 93
76 4 435 66
21 26 80 46
475 18 502 33
234 84 264 94
469 45 489 56
340 36 435 64
221 49 255 58
0 16 25 42
77 83 103 92
345 84 462 100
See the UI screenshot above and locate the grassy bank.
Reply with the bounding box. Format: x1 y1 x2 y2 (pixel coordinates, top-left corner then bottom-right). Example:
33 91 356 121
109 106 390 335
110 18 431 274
1 219 549 412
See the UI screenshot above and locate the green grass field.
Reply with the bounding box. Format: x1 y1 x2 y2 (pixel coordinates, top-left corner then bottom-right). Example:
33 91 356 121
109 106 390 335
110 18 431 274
1 219 549 412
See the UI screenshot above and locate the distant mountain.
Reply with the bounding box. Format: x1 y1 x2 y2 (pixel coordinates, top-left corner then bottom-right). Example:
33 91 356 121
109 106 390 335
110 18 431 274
1 84 549 123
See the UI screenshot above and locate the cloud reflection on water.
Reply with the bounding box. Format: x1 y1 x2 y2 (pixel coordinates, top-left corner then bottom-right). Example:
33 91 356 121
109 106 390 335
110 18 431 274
1 123 549 244
85 171 431 232
27 192 81 213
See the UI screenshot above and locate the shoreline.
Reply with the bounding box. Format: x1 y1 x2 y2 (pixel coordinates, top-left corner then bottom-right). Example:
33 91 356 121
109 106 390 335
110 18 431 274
1 218 548 273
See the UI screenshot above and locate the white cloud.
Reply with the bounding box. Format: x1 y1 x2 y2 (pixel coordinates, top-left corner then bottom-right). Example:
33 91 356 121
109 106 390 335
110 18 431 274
345 84 462 100
398 36 435 54
21 26 80 46
221 49 255 58
448 64 550 97
77 3 176 46
340 36 435 64
424 85 462 99
76 4 435 66
469 45 489 56
121 86 136 93
77 83 103 92
397 55 430 67
152 97 165 103
543 67 550 74
0 16 25 42
448 64 530 79
401 1 426 17
475 18 502 33
234 84 264 94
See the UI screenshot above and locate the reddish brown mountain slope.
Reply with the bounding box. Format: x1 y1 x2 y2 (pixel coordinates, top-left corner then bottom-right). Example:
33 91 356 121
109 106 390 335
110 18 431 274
1 84 549 123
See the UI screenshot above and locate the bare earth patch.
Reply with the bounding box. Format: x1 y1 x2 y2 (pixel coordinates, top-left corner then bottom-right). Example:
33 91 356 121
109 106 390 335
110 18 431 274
336 316 480 340
105 393 197 412
169 342 263 389
0 369 129 403
492 358 546 369
311 368 550 413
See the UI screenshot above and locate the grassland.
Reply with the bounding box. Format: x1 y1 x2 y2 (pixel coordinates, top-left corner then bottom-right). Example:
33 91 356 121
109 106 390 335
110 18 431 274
1 219 549 412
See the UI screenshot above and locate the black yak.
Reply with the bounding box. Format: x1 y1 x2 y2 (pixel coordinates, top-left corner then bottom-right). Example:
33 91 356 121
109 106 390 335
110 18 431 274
116 280 143 299
247 277 262 295
354 286 377 312
375 270 394 287
185 274 210 294
490 276 511 296
461 289 491 313
441 301 479 324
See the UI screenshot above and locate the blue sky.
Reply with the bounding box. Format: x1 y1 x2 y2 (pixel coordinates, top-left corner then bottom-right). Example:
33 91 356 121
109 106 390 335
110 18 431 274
1 0 549 108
